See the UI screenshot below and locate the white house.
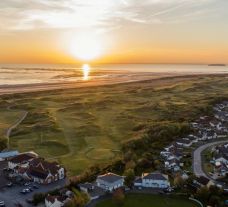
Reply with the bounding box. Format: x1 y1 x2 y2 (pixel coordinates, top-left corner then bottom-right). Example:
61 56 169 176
134 172 170 189
176 139 192 147
217 131 227 138
45 195 67 207
96 172 124 192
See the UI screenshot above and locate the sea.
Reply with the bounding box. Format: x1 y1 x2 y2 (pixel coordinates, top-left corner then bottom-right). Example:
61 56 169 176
0 64 227 86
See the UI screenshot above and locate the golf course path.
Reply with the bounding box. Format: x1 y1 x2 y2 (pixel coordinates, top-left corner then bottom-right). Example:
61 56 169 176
5 106 28 149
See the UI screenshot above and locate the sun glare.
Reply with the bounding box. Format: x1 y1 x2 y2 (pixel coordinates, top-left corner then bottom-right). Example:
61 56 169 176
70 33 103 61
82 64 90 80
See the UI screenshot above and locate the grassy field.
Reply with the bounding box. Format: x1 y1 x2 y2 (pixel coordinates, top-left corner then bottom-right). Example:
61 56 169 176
95 194 200 207
0 74 228 175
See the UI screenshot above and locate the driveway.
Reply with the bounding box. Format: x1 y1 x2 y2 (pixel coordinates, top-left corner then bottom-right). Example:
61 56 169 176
0 178 68 207
193 140 228 179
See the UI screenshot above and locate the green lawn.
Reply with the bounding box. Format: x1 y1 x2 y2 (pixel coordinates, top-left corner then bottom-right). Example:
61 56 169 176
96 194 200 207
0 75 227 175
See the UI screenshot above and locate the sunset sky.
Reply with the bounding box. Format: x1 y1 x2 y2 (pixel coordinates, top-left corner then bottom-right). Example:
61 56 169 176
0 0 228 64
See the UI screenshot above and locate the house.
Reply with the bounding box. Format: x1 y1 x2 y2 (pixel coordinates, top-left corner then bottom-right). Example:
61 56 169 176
134 172 170 189
96 173 124 192
176 139 192 147
78 182 106 200
8 152 38 169
45 195 68 207
197 131 207 141
214 163 228 177
9 154 65 185
213 145 228 165
217 131 227 138
214 154 228 165
191 122 199 129
0 151 19 161
28 158 65 184
160 150 171 158
210 120 222 130
207 131 217 139
187 135 198 143
165 158 180 171
193 176 214 188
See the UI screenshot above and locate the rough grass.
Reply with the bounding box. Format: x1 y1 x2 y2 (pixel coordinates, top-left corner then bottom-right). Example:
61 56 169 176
0 109 23 137
0 75 227 175
95 194 200 207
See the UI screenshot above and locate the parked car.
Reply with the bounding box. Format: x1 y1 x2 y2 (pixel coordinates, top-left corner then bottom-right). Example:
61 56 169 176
20 189 29 194
24 182 31 186
26 199 33 204
24 188 31 193
33 185 39 189
0 201 5 207
28 187 33 192
7 182 13 187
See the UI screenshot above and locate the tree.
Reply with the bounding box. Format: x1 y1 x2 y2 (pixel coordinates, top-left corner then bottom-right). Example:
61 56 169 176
70 189 89 207
196 186 210 204
64 200 75 207
208 195 222 207
112 188 125 206
174 174 185 188
0 138 7 151
33 193 45 206
125 160 136 170
208 185 222 196
124 168 135 188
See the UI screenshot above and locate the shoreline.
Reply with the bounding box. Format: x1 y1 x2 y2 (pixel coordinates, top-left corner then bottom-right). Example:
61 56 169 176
0 72 227 96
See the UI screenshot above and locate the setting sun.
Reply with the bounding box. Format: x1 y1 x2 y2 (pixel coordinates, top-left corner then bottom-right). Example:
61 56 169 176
69 33 104 61
82 64 91 80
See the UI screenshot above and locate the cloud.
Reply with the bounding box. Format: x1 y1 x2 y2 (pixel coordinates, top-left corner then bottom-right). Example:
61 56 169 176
0 0 222 32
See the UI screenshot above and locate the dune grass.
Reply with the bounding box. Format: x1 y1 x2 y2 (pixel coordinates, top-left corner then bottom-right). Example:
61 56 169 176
0 109 22 137
0 75 227 175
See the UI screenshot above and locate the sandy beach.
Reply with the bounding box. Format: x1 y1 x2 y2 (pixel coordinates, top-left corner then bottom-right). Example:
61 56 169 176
0 72 228 96
0 72 176 95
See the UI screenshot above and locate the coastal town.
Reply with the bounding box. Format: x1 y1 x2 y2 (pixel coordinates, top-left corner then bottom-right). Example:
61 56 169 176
0 101 228 207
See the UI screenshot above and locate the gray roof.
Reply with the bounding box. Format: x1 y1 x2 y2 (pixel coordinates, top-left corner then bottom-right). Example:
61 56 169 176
134 177 142 183
79 183 106 198
143 173 168 181
177 139 191 144
78 183 93 189
97 173 123 183
0 151 19 159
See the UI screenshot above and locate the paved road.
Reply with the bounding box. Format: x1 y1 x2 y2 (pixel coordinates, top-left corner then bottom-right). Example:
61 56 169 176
0 178 68 207
193 140 228 179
